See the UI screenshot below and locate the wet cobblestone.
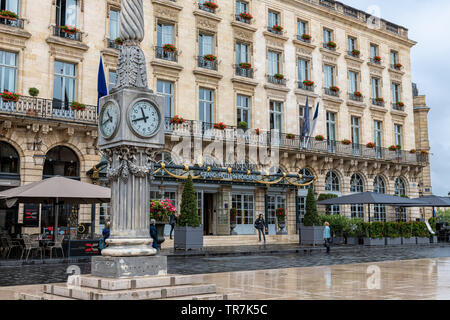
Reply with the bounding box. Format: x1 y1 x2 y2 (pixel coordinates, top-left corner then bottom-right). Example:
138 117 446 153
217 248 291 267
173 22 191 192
0 245 449 287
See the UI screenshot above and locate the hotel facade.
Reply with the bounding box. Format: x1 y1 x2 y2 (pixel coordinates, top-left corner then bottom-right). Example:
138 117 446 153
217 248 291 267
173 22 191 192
0 0 432 239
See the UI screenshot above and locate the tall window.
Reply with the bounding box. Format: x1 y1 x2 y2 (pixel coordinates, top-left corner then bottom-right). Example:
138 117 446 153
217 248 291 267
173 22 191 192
371 77 381 99
269 100 282 131
268 11 279 27
394 124 403 147
348 36 357 52
390 50 398 65
326 112 336 142
373 176 386 222
0 50 17 93
392 83 400 104
349 71 359 93
56 0 77 27
199 88 214 123
157 80 174 118
0 141 19 174
268 51 281 75
109 9 120 40
370 44 379 59
53 61 76 109
0 0 19 13
298 59 309 82
108 70 116 93
350 173 364 218
235 0 248 14
395 177 407 222
323 28 333 43
351 116 360 145
236 94 250 125
198 33 213 56
324 65 335 87
157 22 174 47
236 42 249 64
325 171 340 215
297 20 308 35
374 120 383 148
232 194 254 227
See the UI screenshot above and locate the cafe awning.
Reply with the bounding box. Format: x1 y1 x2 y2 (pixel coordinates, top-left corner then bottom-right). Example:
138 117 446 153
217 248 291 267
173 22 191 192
317 192 425 206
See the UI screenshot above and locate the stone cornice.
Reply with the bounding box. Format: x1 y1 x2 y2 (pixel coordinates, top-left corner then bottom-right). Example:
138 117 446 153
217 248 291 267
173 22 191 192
367 62 386 70
151 0 183 11
231 76 258 87
388 67 405 77
193 68 223 80
230 21 257 33
0 25 31 40
292 39 316 50
369 105 388 114
344 54 364 64
263 31 289 42
319 48 341 57
390 109 408 118
193 9 222 23
322 94 343 104
150 59 184 72
46 36 89 52
294 88 318 98
346 100 366 109
264 83 290 93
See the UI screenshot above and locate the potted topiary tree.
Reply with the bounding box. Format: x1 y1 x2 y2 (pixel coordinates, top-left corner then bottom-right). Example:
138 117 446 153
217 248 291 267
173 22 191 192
276 208 287 235
400 222 415 245
330 214 348 245
346 218 363 245
299 185 324 246
174 175 203 250
363 222 385 246
385 222 401 245
413 221 430 244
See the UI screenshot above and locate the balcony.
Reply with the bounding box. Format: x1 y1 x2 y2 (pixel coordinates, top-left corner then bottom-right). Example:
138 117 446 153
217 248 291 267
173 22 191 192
235 14 251 24
391 64 402 71
370 57 382 65
348 50 360 58
107 38 121 50
267 26 283 35
198 3 216 14
235 65 253 78
372 98 385 107
0 16 24 29
163 118 428 165
298 82 314 91
155 46 178 62
0 95 97 125
267 75 286 86
324 88 339 97
297 34 311 44
323 42 336 52
393 103 405 111
349 93 363 102
53 25 82 41
198 56 218 71
319 0 336 10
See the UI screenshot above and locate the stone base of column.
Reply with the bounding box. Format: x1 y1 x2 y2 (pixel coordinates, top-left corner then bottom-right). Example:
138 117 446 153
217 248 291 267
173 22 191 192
91 255 168 278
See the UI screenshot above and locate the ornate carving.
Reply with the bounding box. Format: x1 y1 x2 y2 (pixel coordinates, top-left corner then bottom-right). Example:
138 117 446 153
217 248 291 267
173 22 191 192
197 17 218 30
106 147 154 183
234 29 253 42
322 54 337 63
154 4 179 21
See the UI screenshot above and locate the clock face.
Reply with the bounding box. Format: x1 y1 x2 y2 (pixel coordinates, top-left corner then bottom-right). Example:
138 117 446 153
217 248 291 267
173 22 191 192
100 101 120 139
128 100 160 138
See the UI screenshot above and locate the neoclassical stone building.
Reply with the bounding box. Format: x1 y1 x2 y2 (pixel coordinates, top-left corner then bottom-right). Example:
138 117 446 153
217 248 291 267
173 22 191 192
0 0 432 239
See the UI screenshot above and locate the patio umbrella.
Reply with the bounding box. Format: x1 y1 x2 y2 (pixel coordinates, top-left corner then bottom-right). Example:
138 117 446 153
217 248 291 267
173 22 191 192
0 176 111 258
401 195 450 219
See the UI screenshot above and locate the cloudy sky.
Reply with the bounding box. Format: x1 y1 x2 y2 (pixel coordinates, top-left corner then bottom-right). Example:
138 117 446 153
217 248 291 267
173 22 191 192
342 0 450 196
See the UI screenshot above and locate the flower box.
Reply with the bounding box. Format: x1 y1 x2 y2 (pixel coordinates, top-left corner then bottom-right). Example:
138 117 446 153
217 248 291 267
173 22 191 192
394 63 403 69
388 145 400 151
409 149 416 154
346 237 359 245
239 62 251 69
396 102 405 107
301 34 311 40
329 86 340 92
239 12 253 20
170 115 185 124
174 226 203 250
363 237 385 246
0 10 18 20
274 73 284 80
353 91 362 97
334 237 345 245
299 225 325 246
255 128 261 136
401 237 416 245
385 237 402 245
272 25 283 32
203 54 217 61
366 142 376 148
420 150 429 155
327 41 337 48
416 237 429 245
214 122 226 130
341 139 352 145
375 97 384 102
315 135 324 141
351 49 360 56
430 235 438 244
70 101 86 111
114 37 123 45
286 134 295 140
59 25 80 34
303 80 314 86
1 91 19 102
373 56 382 62
203 1 219 10
163 44 176 52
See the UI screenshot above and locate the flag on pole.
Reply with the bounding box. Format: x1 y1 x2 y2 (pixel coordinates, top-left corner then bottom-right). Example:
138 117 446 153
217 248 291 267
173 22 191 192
310 102 320 137
97 55 108 113
301 96 310 138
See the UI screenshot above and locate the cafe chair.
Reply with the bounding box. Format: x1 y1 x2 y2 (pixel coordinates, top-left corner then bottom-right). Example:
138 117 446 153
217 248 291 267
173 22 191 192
45 235 64 259
3 236 23 259
21 235 43 261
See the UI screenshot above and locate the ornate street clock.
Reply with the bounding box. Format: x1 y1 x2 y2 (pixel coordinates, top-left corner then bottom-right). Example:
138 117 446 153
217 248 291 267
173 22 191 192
99 101 120 140
127 100 161 138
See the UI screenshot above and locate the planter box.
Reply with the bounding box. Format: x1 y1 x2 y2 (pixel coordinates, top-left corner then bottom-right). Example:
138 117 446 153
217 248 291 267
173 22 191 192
363 237 385 246
416 237 429 245
299 225 325 246
430 235 438 244
346 237 359 245
333 236 345 245
385 237 402 245
174 226 203 250
401 237 416 245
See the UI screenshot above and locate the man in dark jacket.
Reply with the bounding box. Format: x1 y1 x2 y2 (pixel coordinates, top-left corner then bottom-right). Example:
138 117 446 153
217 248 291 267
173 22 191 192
169 214 177 240
149 219 159 251
254 213 266 243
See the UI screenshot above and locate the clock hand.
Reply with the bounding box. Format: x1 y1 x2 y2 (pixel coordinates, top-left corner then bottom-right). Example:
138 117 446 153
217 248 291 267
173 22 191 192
132 116 149 123
107 111 113 122
102 117 112 126
140 108 148 123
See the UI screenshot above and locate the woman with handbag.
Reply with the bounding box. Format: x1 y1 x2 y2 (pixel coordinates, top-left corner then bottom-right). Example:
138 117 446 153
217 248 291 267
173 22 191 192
323 221 331 253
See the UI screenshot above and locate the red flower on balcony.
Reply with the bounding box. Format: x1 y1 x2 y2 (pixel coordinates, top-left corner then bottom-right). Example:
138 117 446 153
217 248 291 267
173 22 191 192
114 37 123 45
329 86 340 92
1 91 19 102
214 122 226 130
388 145 401 151
255 128 261 136
274 73 284 80
203 1 219 10
341 139 352 145
395 101 405 107
315 135 324 141
286 133 295 140
327 41 337 48
366 142 376 148
275 208 286 222
59 25 80 34
409 149 417 154
170 115 185 124
301 34 312 40
163 44 176 52
203 54 217 61
0 10 18 20
239 12 253 20
394 63 403 69
303 80 314 86
70 101 86 111
420 150 429 155
353 91 362 97
351 49 360 56
239 62 252 69
272 25 283 32
373 56 382 62
375 97 384 103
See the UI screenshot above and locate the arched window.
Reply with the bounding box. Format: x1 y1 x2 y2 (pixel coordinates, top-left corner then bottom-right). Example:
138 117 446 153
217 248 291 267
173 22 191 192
43 146 79 177
0 141 19 175
299 168 314 190
373 176 386 221
350 173 364 193
325 171 340 192
350 173 364 218
395 177 407 222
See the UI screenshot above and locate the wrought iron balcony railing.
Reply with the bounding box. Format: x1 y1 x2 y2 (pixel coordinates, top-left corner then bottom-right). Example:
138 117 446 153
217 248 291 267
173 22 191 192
155 46 178 62
349 93 363 101
107 38 122 50
0 16 24 29
235 14 251 24
323 42 336 51
393 103 405 111
298 82 314 91
198 56 218 70
268 75 286 85
198 3 216 14
324 88 339 97
267 27 283 35
296 35 311 43
163 118 428 165
370 57 382 65
235 65 253 78
53 25 82 41
372 98 385 107
0 95 97 124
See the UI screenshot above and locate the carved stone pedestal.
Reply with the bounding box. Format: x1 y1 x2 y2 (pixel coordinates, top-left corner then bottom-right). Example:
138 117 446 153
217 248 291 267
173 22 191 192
92 256 167 278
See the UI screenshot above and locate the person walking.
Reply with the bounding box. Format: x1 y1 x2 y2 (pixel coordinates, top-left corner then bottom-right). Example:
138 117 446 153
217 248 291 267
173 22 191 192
149 219 159 251
323 221 331 254
254 213 266 243
169 213 177 240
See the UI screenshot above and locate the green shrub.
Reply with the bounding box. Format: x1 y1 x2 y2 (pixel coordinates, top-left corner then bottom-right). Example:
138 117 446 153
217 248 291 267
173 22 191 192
178 175 201 227
384 222 400 238
304 185 319 226
238 121 248 129
28 87 39 97
399 222 413 238
317 193 338 202
345 218 364 238
428 217 437 232
365 222 384 239
412 221 428 237
321 214 349 237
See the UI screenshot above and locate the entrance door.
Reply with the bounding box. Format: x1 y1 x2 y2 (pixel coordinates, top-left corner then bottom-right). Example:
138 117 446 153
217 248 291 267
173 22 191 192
232 193 255 234
216 191 231 235
267 195 286 235
203 193 214 235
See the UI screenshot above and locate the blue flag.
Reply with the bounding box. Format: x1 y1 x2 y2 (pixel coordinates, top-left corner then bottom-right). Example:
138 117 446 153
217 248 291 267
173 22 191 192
97 56 108 113
310 102 320 137
301 97 310 137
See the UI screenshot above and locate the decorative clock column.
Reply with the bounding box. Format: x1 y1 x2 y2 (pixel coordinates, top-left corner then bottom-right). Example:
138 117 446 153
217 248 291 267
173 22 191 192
93 0 166 278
